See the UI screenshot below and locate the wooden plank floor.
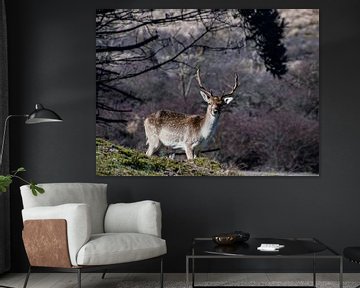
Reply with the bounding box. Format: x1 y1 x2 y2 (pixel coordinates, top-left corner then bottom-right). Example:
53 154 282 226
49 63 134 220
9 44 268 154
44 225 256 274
1 273 359 288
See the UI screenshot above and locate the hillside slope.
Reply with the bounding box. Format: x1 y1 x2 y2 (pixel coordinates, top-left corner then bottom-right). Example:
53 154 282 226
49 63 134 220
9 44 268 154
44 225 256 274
96 138 316 176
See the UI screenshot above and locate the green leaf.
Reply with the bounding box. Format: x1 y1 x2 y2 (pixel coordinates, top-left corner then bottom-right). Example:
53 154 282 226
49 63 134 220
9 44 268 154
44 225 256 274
0 167 44 196
30 182 44 196
15 167 26 173
35 185 45 194
0 175 13 192
30 182 38 196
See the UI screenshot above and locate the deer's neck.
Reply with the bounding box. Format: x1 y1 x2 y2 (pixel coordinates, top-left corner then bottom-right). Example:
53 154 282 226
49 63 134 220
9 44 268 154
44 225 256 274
200 106 219 139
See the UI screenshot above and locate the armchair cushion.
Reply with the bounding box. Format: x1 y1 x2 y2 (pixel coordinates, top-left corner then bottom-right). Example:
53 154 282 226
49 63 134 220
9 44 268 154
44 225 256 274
22 203 91 266
76 233 166 266
20 183 108 234
104 200 162 237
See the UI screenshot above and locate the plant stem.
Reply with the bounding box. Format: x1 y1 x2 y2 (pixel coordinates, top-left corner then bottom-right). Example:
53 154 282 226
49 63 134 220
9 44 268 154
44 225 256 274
12 175 31 185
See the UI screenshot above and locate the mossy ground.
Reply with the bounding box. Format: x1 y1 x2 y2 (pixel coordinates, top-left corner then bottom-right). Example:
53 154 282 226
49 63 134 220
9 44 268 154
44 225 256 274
96 138 241 176
96 138 316 176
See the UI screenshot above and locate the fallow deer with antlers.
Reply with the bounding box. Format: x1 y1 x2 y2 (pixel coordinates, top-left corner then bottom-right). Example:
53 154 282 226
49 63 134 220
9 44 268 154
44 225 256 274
144 69 239 160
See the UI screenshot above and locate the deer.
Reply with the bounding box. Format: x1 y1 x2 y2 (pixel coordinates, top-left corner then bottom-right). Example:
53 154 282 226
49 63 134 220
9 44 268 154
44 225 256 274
144 69 239 160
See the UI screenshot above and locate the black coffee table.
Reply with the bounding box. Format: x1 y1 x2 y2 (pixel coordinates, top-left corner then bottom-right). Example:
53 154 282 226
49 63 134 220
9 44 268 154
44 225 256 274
186 237 342 288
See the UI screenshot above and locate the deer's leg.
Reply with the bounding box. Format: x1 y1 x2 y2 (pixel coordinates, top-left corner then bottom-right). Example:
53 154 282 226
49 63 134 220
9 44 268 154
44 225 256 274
146 137 161 157
184 145 194 160
194 148 201 159
146 146 154 156
144 120 161 157
146 144 160 157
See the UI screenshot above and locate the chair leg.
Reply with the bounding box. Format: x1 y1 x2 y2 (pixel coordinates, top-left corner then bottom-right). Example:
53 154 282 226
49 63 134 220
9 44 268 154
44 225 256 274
23 266 31 288
160 257 164 288
101 270 107 279
0 283 15 288
77 268 81 288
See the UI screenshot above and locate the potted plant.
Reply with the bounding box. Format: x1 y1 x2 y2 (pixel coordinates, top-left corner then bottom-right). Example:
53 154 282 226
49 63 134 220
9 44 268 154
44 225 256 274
0 167 44 196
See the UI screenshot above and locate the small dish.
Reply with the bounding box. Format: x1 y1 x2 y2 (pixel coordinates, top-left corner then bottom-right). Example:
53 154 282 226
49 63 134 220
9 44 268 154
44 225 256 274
212 233 237 245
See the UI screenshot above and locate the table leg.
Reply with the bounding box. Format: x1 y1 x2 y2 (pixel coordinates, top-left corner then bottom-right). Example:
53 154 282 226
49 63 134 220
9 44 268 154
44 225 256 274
192 257 195 288
313 254 316 287
339 257 343 288
186 257 189 288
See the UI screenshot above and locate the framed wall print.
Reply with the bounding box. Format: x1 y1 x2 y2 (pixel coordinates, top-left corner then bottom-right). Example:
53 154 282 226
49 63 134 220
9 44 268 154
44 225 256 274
96 9 319 176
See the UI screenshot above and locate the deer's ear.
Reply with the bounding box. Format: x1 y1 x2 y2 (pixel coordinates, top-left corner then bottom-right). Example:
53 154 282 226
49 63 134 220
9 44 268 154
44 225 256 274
223 97 234 105
200 91 211 103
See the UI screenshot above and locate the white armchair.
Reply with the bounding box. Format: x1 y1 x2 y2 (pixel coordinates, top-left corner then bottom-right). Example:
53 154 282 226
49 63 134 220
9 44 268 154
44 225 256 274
20 183 166 288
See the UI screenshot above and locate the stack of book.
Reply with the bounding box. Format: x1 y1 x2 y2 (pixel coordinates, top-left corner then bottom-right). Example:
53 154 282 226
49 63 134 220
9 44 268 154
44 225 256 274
257 243 285 252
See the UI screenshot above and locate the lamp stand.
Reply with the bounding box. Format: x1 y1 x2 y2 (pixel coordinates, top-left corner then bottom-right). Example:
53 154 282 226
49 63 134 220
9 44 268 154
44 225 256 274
0 115 27 168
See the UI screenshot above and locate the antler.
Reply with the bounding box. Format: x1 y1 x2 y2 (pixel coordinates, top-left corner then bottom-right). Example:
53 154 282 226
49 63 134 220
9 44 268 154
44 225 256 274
196 68 212 96
223 73 239 97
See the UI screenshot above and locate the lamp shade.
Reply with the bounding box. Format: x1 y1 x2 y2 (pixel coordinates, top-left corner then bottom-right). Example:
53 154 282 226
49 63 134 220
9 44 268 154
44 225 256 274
25 104 63 124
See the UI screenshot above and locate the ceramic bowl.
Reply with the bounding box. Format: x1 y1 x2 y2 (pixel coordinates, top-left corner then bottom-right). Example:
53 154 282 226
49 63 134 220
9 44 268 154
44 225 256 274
212 233 238 245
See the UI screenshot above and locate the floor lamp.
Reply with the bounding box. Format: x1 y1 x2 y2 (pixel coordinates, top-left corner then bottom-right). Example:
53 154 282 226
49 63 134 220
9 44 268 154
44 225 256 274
0 104 63 167
0 103 62 288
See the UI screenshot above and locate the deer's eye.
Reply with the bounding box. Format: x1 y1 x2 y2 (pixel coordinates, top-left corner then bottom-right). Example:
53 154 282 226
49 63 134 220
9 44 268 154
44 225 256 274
213 108 219 114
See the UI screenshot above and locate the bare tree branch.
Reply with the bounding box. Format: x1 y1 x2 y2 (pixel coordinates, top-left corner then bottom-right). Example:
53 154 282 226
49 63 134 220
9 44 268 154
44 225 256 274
96 35 159 53
96 116 127 124
98 82 144 103
103 28 209 81
97 102 132 113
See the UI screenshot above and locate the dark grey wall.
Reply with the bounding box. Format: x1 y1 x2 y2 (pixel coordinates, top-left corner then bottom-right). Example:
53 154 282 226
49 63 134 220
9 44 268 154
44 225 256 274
5 0 360 273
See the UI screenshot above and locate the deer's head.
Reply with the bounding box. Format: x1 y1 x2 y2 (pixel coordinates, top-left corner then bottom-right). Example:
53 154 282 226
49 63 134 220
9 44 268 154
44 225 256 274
196 69 239 117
